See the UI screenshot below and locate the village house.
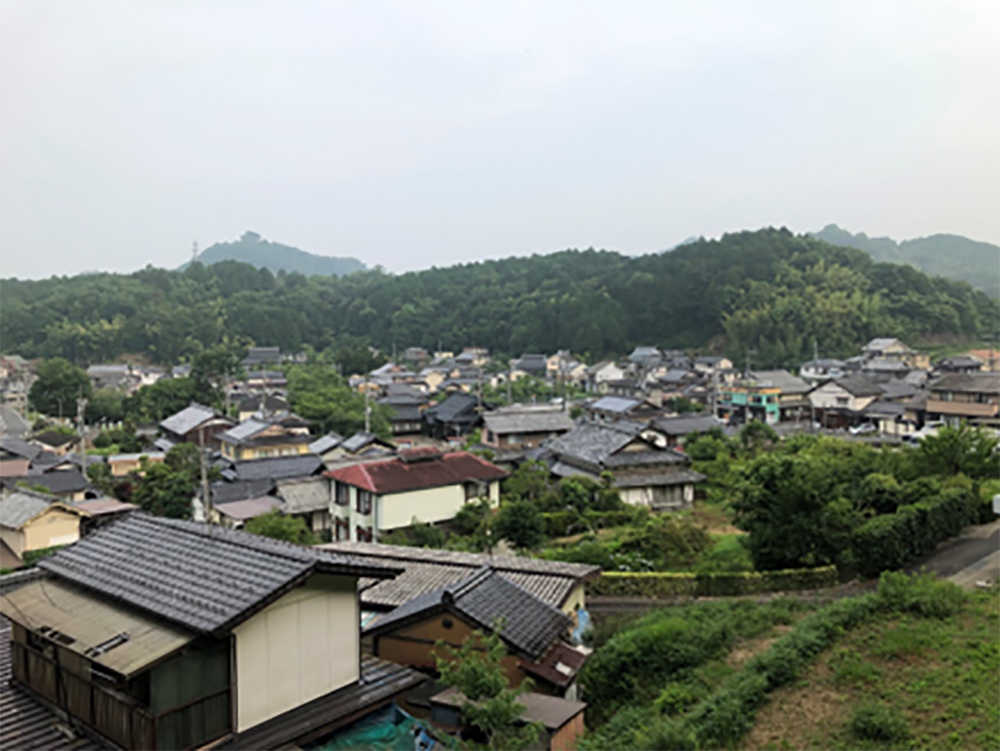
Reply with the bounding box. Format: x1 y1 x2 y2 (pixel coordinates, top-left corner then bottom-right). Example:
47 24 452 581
584 361 625 394
748 370 814 423
423 392 484 440
364 566 591 707
693 355 733 375
925 372 1000 428
276 475 332 538
967 348 1000 372
0 490 88 566
213 495 283 528
32 430 78 456
319 431 396 464
585 396 664 424
325 448 506 542
5 467 92 501
236 393 290 423
808 375 884 429
715 378 781 425
799 358 847 385
218 415 313 461
546 421 705 511
482 406 575 451
159 403 236 452
651 414 726 447
0 514 421 750
107 452 166 477
861 338 930 370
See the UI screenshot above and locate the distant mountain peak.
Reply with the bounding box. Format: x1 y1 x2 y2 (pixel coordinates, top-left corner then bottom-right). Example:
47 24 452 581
811 225 999 299
185 232 366 277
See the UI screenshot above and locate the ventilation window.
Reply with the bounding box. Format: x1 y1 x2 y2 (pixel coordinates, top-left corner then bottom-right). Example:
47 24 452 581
85 632 130 657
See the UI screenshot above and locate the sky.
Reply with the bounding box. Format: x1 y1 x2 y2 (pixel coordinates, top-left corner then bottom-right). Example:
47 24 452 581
1 0 998 279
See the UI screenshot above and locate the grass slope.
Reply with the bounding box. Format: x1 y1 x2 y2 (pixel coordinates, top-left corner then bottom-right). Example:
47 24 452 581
744 587 1000 751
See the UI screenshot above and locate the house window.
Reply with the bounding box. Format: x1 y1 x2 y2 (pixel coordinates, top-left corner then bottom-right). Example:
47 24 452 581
356 526 373 542
335 482 350 506
940 391 954 402
357 491 373 515
836 397 849 406
335 518 350 541
465 481 487 501
486 430 495 443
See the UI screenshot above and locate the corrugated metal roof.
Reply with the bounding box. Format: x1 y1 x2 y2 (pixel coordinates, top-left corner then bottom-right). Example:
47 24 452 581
1 580 195 677
0 619 109 750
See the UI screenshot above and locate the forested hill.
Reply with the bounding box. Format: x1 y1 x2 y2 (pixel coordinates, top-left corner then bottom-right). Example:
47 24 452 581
185 231 366 277
2 228 996 370
811 224 1000 299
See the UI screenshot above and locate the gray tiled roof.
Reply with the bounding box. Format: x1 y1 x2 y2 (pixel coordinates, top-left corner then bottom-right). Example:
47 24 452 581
277 476 330 514
929 372 1000 394
231 454 324 482
589 396 641 414
320 541 597 611
0 437 42 461
308 432 345 454
483 409 575 435
219 419 269 444
832 375 885 398
0 491 57 528
612 469 707 488
0 407 30 439
341 432 380 454
206 478 277 504
652 415 723 436
424 393 480 424
364 566 571 660
547 420 644 467
38 514 401 634
12 468 90 496
159 403 225 436
750 370 812 395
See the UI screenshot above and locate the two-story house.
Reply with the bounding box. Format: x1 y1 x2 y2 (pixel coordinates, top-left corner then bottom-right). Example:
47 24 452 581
482 406 575 451
926 373 1000 428
0 490 88 566
808 375 884 428
218 416 313 461
159 403 236 452
325 449 506 542
0 514 421 750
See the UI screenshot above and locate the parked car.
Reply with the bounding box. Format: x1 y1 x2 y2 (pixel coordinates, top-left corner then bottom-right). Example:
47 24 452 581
849 423 878 436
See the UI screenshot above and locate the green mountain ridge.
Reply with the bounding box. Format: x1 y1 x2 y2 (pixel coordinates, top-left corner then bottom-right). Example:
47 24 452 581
184 231 366 277
2 228 996 370
810 224 1000 298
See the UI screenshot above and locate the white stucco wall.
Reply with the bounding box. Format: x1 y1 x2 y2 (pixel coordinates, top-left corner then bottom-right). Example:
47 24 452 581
232 574 359 733
380 485 466 529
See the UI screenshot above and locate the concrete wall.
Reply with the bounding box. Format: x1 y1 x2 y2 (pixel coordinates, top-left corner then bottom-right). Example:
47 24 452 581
22 508 81 551
232 574 359 733
379 480 499 531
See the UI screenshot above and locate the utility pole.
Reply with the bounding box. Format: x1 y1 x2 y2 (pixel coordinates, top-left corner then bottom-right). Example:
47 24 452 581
191 240 199 263
810 339 818 432
76 395 88 479
364 376 371 434
199 430 211 528
710 367 718 420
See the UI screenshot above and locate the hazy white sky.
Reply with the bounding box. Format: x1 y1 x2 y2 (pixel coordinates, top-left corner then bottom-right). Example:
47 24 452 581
1 0 997 278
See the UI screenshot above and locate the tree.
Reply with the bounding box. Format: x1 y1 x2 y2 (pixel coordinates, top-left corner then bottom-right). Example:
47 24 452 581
28 358 91 417
493 500 546 550
85 386 125 424
917 423 1000 482
123 377 198 423
131 443 207 519
434 627 542 751
286 364 392 439
244 511 314 544
93 425 142 453
86 462 116 496
191 343 245 406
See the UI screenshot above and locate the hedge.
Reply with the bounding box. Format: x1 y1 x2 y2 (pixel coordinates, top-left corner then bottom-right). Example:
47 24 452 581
588 565 839 598
852 487 978 578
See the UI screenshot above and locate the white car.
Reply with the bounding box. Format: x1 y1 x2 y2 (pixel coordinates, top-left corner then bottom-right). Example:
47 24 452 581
849 423 878 436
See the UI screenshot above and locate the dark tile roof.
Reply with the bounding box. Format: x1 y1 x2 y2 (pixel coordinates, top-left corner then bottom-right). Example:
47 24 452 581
10 468 90 496
519 641 591 688
38 514 401 634
32 431 77 448
929 372 1000 394
0 406 30 439
230 454 325 482
0 437 42 461
308 433 345 454
652 414 723 436
424 393 480 424
326 452 505 495
320 541 598 610
365 566 571 661
483 409 575 435
832 375 885 398
205 478 276 504
237 393 289 413
1 619 110 750
340 432 391 454
547 420 644 467
0 491 83 528
589 396 641 413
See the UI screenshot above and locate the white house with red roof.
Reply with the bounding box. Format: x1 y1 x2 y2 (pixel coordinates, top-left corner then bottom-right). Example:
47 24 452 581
325 448 506 542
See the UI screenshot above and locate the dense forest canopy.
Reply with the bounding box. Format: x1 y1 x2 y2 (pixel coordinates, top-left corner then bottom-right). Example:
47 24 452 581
811 224 1000 299
2 228 996 370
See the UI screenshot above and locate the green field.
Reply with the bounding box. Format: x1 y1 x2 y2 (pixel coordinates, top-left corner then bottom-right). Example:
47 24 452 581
744 587 1000 751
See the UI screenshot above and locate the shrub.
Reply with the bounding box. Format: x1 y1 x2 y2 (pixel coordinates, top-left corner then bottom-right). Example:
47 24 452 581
876 570 966 619
588 566 839 598
849 702 911 744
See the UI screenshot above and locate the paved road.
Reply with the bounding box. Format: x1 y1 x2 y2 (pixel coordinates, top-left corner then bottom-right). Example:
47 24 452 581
906 525 1000 578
